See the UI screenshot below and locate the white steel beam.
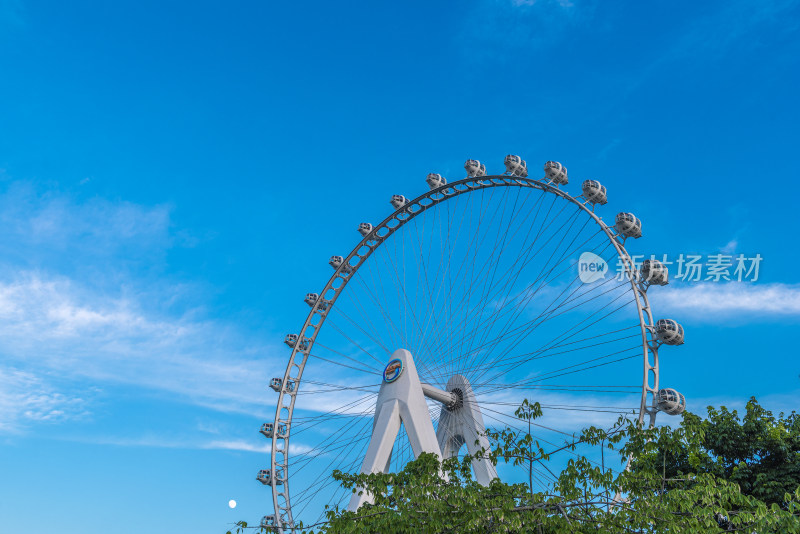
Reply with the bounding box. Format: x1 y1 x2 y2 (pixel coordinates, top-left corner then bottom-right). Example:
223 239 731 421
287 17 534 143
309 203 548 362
348 349 442 511
436 374 498 486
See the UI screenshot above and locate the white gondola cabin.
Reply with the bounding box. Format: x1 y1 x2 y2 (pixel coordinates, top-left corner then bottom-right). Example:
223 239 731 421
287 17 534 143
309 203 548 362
426 173 446 190
269 377 296 393
504 155 528 177
656 388 686 415
329 255 354 274
582 180 608 205
304 293 329 311
283 334 308 351
390 195 408 209
504 154 521 174
615 212 642 239
655 319 684 345
544 161 568 185
640 259 669 286
518 160 528 177
465 159 485 178
357 222 373 237
261 422 288 438
257 469 283 486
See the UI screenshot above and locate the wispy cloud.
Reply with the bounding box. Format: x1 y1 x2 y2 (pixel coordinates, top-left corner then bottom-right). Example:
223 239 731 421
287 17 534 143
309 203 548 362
62 434 312 454
0 271 281 417
0 181 174 279
617 0 800 100
656 282 800 316
458 0 588 60
0 180 283 437
720 239 738 254
510 0 575 9
0 367 93 432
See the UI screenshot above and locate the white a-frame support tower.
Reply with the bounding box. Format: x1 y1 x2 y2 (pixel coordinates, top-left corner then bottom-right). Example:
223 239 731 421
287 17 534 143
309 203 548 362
348 348 498 511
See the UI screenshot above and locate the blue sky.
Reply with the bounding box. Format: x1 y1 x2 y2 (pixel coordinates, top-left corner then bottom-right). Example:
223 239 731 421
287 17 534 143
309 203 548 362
1 0 799 532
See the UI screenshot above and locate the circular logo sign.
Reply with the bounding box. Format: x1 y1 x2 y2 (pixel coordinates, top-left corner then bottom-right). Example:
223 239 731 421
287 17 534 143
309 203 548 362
383 358 404 383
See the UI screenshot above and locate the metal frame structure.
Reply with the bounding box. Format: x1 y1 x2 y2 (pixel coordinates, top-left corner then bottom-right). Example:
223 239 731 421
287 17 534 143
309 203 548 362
264 172 680 532
346 348 497 511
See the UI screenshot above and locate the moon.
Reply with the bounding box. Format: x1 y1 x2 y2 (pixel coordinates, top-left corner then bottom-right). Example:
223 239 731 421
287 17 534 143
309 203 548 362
228 500 237 509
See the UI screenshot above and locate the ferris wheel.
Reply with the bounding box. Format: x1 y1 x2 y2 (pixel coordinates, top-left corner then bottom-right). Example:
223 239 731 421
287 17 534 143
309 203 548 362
256 156 687 532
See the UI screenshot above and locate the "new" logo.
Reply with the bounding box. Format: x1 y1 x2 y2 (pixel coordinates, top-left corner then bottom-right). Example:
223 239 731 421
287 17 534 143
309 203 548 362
578 252 608 284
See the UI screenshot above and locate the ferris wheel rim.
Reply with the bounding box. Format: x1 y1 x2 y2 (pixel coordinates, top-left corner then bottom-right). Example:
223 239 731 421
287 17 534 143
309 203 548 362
266 174 661 532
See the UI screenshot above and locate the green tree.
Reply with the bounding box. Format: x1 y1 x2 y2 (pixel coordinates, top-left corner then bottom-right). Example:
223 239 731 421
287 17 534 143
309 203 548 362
641 397 800 509
229 399 800 533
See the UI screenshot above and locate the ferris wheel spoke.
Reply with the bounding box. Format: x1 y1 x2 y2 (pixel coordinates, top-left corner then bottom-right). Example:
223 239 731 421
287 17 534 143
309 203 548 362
293 450 368 518
314 322 384 368
330 276 410 362
443 186 535 378
353 265 407 352
473 384 641 396
439 185 493 383
467 331 642 383
475 314 640 390
480 400 637 413
473 279 630 372
296 379 381 394
415 186 539 382
449 187 555 327
289 416 375 482
456 214 602 376
291 430 372 474
328 306 393 356
511 287 635 367
416 183 503 385
424 186 507 376
349 272 413 354
497 324 638 362
439 266 616 382
306 350 382 376
289 399 377 445
431 203 588 376
377 237 428 355
527 351 641 385
445 205 590 360
467 276 633 378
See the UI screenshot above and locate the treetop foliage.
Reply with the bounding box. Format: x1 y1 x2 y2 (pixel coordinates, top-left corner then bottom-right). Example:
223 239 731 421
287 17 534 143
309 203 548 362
228 398 800 533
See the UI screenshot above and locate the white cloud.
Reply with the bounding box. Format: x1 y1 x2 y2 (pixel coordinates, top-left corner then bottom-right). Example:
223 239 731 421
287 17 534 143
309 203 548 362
511 0 574 8
61 434 312 454
0 367 92 432
0 181 173 275
656 282 800 316
459 0 588 61
0 272 281 419
720 239 738 254
0 180 284 432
